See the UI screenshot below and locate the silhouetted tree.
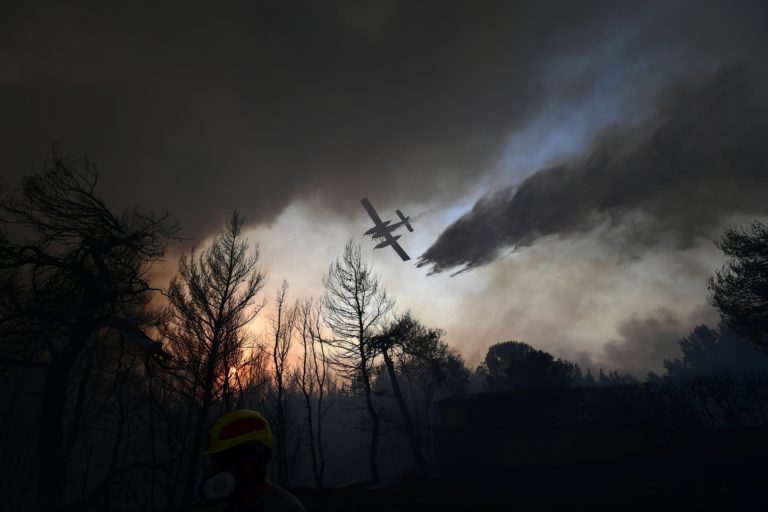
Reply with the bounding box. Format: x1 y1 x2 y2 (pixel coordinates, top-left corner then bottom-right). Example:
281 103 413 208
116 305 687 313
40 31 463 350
663 323 768 379
709 221 768 350
294 298 331 488
229 340 271 411
370 312 432 468
162 211 266 506
477 341 579 391
596 368 637 386
373 311 468 466
322 241 393 482
0 149 177 511
398 331 470 424
269 280 296 485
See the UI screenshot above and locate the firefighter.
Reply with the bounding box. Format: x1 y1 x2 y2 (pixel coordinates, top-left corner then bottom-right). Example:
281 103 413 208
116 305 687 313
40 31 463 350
199 410 306 512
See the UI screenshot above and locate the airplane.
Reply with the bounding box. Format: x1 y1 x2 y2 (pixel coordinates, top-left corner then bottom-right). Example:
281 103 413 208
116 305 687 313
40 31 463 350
360 197 413 261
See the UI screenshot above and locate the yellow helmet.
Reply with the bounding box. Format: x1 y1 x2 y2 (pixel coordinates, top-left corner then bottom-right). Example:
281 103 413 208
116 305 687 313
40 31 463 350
203 410 275 456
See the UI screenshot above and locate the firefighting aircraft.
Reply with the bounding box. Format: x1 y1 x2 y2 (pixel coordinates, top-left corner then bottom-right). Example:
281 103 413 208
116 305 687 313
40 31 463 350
360 197 413 261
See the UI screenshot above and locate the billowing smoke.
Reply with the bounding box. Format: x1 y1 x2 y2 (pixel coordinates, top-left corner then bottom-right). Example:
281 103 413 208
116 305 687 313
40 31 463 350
597 307 716 376
0 0 652 237
419 66 768 274
3 1 766 240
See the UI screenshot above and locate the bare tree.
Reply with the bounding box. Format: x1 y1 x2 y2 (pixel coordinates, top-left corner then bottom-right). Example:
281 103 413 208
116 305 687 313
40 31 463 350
0 149 177 511
295 298 332 487
269 280 296 485
322 241 393 482
230 340 271 411
162 211 266 506
310 314 333 487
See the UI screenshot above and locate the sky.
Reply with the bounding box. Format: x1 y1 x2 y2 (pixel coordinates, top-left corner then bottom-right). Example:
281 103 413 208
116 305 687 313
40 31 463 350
2 0 768 375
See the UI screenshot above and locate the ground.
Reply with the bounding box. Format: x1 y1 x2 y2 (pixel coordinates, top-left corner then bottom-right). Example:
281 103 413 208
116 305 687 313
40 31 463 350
292 457 766 511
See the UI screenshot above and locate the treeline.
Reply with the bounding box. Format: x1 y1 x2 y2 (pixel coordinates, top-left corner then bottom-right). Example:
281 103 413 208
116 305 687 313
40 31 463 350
472 276 768 431
0 151 475 511
477 322 768 392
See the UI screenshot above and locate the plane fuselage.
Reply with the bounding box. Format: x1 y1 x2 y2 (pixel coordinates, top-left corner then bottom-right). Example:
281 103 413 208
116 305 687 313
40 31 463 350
365 219 408 239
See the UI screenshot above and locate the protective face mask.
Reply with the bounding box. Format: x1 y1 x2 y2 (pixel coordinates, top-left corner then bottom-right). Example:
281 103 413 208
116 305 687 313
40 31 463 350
200 471 237 502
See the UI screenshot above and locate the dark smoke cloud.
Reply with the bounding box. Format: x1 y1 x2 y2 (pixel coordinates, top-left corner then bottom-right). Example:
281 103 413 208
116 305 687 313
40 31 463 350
4 1 765 240
1 0 652 237
596 306 718 376
419 65 768 274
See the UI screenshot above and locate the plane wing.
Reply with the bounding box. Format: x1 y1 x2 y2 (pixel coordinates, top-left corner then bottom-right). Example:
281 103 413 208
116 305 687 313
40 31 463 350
381 230 410 261
360 197 384 226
